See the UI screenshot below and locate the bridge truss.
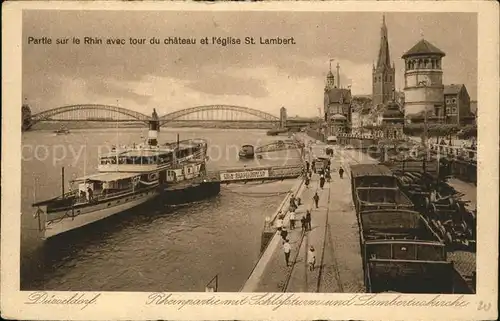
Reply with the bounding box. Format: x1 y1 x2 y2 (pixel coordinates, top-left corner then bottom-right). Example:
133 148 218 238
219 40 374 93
31 104 151 125
159 105 279 125
31 104 281 126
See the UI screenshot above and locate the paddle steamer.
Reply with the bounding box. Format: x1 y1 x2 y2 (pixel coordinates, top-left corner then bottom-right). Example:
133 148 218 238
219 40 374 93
33 109 208 239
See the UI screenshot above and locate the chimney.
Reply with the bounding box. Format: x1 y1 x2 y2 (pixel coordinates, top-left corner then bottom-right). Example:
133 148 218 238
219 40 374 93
336 63 341 88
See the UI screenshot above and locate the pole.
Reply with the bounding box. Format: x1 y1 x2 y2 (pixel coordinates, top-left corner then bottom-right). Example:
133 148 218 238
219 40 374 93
423 82 429 158
62 167 65 197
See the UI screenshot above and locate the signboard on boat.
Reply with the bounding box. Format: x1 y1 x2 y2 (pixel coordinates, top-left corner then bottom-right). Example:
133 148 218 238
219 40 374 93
219 169 269 181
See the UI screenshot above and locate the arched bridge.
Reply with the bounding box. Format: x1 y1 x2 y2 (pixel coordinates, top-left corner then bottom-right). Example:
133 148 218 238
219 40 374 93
31 104 151 125
159 105 279 125
30 104 282 127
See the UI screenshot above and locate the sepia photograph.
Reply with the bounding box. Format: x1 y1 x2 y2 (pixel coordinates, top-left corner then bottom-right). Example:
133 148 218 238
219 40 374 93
2 1 498 320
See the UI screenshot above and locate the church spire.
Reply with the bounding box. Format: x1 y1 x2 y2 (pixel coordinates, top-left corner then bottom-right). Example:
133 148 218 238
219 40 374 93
376 14 391 69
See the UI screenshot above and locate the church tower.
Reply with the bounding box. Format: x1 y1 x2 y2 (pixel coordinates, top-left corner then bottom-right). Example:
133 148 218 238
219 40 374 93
325 59 336 91
372 15 396 108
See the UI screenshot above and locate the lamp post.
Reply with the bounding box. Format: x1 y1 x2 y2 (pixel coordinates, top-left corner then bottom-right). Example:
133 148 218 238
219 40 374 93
418 80 429 155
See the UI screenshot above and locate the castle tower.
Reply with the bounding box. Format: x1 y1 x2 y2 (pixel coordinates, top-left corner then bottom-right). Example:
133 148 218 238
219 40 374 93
372 15 396 108
402 38 445 118
279 106 287 128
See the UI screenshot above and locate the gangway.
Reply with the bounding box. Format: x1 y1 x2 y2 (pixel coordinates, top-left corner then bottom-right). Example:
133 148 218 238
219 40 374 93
203 164 303 184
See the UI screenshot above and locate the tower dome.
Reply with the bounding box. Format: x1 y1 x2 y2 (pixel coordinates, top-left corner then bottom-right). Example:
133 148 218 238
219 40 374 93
402 39 446 59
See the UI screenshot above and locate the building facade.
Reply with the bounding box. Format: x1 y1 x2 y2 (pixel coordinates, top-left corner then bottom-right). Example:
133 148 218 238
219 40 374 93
323 62 352 135
443 84 473 124
402 39 446 120
380 100 405 140
372 15 396 108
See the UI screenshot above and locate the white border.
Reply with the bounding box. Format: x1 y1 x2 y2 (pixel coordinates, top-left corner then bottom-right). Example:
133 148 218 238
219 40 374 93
2 1 498 320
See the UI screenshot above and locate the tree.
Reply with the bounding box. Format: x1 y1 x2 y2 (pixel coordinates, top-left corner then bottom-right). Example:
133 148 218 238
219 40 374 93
457 124 477 139
22 103 32 131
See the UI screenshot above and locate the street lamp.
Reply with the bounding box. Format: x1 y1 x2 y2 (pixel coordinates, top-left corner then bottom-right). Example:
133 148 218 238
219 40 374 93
418 80 429 154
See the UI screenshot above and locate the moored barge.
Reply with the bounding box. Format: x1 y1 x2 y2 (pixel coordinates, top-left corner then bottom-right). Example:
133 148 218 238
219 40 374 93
350 164 455 293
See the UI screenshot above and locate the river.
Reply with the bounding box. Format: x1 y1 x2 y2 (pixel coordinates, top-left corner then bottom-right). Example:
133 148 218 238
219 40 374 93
21 127 301 291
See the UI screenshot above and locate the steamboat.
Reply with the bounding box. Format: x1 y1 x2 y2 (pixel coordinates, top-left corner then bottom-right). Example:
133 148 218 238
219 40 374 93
238 144 255 159
53 125 70 135
254 139 302 160
33 109 210 239
350 164 455 293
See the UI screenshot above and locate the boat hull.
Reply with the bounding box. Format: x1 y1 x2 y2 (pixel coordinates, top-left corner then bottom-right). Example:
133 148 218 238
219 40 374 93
159 181 220 205
238 153 255 159
42 191 158 239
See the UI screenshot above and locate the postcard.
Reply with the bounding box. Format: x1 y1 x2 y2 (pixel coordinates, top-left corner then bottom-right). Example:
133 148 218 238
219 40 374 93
1 1 498 320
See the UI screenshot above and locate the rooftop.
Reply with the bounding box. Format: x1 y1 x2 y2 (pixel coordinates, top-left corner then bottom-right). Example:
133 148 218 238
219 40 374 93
402 39 446 58
444 84 464 95
325 87 352 104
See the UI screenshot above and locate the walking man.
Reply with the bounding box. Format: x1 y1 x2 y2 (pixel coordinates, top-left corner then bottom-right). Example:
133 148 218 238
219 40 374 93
283 239 291 266
339 167 344 179
301 216 307 232
306 210 312 231
319 174 325 189
290 195 297 210
305 176 310 188
276 215 284 232
306 160 310 173
313 192 320 208
280 228 288 241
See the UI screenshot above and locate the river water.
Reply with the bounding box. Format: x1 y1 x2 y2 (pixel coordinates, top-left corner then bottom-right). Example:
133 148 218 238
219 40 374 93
21 127 301 291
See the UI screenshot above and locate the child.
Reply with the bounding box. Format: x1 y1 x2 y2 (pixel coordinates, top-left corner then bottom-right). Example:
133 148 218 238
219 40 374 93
308 246 316 271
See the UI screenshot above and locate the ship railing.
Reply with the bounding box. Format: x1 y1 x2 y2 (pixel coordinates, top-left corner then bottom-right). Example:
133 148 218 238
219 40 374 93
74 185 150 205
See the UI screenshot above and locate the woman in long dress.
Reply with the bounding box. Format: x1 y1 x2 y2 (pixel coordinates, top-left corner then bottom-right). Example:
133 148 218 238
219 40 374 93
308 246 316 271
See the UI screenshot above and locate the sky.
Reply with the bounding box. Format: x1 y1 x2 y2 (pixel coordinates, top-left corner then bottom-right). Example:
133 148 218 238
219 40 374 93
23 10 477 118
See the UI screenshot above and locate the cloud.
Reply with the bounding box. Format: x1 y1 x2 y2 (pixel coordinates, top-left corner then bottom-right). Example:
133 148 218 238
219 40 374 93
22 11 477 117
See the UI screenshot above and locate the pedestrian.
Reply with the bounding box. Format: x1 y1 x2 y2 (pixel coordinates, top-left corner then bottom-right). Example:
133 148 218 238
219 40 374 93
296 197 301 206
313 192 319 208
305 176 310 188
276 215 284 232
339 167 344 179
319 175 325 189
289 195 296 209
283 239 291 266
301 216 306 232
326 170 331 182
312 162 316 173
308 246 316 271
280 227 288 241
87 186 94 202
306 160 310 172
289 211 296 229
306 210 312 231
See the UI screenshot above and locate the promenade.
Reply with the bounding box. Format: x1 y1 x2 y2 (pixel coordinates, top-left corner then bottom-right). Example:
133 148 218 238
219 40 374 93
241 136 367 293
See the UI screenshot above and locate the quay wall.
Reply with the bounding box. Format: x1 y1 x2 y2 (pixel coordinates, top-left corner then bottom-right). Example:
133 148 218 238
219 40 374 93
240 175 305 292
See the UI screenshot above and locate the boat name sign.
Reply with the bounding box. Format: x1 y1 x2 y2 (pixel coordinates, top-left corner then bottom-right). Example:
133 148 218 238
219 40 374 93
220 170 269 181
